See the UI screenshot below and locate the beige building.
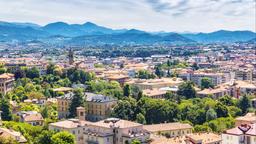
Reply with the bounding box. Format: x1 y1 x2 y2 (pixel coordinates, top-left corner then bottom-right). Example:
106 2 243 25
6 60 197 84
57 92 73 119
83 118 150 144
191 72 225 87
126 78 183 90
0 128 27 143
142 88 167 99
143 122 192 138
85 93 117 122
235 113 256 126
197 85 231 99
0 73 15 95
18 111 44 126
150 133 221 144
222 123 256 144
235 68 253 81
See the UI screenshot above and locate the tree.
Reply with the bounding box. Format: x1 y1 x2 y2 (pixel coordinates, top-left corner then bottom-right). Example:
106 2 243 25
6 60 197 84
136 113 146 124
36 130 55 144
51 131 75 144
14 68 26 79
123 84 131 97
155 66 163 78
26 67 40 79
177 81 196 99
0 67 7 75
46 63 56 75
192 63 199 70
214 102 229 118
0 99 12 121
238 96 251 114
201 77 214 89
131 139 141 144
0 136 19 144
68 89 84 118
219 95 235 106
206 108 217 121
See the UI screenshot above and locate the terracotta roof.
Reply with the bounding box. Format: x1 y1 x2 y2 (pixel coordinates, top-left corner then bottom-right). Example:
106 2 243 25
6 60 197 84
235 113 256 123
91 119 142 129
49 119 92 129
0 128 27 143
23 113 44 122
0 73 14 79
143 122 192 132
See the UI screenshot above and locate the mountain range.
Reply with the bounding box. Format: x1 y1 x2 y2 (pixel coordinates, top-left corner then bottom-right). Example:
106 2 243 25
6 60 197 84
0 21 255 45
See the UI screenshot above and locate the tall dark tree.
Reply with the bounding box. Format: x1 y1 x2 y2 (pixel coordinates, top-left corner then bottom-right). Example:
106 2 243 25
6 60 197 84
123 84 131 97
68 89 84 118
201 77 214 89
177 81 196 99
238 96 251 114
214 102 229 118
26 67 40 79
46 63 56 75
14 68 26 79
0 99 12 121
155 66 163 78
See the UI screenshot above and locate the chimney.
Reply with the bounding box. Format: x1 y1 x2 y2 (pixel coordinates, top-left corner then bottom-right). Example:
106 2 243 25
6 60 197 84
76 107 86 121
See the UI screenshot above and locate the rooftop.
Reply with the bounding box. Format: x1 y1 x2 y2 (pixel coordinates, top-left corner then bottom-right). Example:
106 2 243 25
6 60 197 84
143 122 192 132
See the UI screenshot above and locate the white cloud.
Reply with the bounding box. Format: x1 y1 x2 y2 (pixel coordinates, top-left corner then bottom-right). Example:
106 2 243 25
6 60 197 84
0 0 255 32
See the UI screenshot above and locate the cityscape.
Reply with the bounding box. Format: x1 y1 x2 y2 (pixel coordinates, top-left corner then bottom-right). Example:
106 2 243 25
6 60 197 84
0 0 255 144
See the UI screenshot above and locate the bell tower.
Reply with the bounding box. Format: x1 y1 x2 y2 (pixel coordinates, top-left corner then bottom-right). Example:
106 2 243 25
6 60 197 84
68 48 74 65
76 107 86 121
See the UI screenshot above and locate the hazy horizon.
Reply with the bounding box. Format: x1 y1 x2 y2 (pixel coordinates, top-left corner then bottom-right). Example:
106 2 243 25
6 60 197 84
0 0 255 33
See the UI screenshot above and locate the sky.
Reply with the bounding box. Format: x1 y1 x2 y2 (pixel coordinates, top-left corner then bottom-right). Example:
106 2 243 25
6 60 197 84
0 0 255 32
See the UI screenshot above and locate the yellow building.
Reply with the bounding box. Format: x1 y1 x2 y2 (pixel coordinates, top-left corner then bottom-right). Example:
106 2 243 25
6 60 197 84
0 73 15 95
126 78 184 90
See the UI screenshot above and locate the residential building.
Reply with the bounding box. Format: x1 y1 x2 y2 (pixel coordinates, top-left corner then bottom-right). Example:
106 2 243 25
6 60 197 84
18 111 44 126
83 118 150 144
235 113 256 126
85 93 117 122
143 122 192 137
0 128 27 143
126 78 183 90
235 68 253 81
142 88 167 99
0 73 15 95
222 123 256 144
57 92 73 119
191 72 225 87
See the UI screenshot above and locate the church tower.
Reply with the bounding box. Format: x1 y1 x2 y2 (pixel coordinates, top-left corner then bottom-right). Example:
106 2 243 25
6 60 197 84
68 48 74 65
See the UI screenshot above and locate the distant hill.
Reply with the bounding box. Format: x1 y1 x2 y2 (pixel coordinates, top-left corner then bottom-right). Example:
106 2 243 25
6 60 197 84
0 21 255 45
182 30 256 43
247 37 256 43
67 30 195 45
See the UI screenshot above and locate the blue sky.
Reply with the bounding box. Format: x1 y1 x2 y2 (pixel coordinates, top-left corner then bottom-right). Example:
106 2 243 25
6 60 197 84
0 0 255 32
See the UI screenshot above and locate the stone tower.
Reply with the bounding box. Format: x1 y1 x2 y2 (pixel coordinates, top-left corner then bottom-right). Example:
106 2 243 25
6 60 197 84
76 107 86 121
68 48 74 65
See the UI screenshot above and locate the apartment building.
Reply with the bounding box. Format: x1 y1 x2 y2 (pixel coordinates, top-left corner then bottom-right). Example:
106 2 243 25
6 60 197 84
235 113 256 126
83 118 150 144
143 122 192 138
191 72 225 87
0 73 15 95
17 111 44 126
126 78 184 90
235 68 253 81
222 123 256 144
57 92 117 121
85 93 117 122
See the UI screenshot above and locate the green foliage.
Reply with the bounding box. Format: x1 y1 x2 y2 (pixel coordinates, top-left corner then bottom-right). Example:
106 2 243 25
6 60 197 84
136 70 156 79
0 99 12 121
35 130 56 144
201 77 214 89
206 108 217 121
26 67 40 79
51 131 75 144
207 117 235 133
214 102 229 118
131 139 141 144
20 103 40 112
154 66 164 78
69 89 85 118
177 81 196 99
136 113 146 124
123 84 131 97
0 136 19 144
238 96 251 114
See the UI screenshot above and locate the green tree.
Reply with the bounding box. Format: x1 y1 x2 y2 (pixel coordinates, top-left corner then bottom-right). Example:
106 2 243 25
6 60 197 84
155 66 163 78
131 139 141 144
46 63 56 75
26 67 40 79
206 108 217 121
214 102 229 118
201 77 214 89
123 84 131 97
51 131 75 144
238 96 251 114
35 130 55 144
136 113 146 124
0 99 12 121
177 81 196 99
0 136 19 144
0 67 7 75
69 89 84 118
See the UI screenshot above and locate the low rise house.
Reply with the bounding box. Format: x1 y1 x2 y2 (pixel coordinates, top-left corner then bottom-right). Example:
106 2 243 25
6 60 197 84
142 88 167 99
18 111 44 126
84 118 150 144
0 128 27 143
235 112 256 126
222 123 256 144
143 122 192 138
